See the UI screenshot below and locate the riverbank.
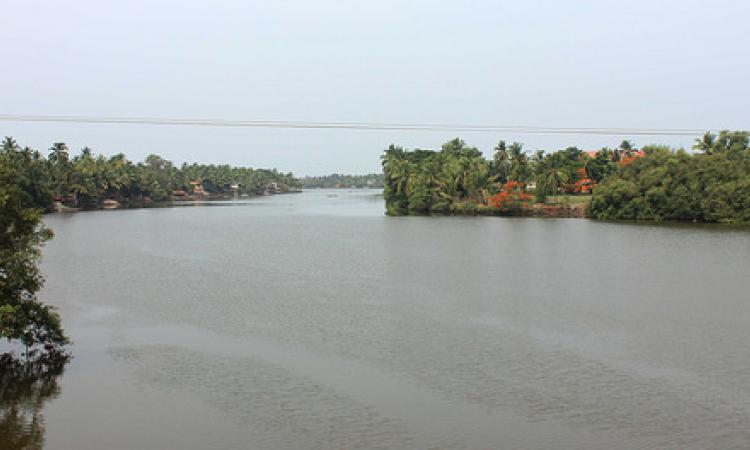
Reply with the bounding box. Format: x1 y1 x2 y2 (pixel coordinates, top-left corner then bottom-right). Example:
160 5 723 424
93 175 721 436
49 190 303 213
382 134 750 224
389 195 591 218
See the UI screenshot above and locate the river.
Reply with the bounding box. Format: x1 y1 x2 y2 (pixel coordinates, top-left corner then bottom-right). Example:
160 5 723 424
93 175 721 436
6 189 750 449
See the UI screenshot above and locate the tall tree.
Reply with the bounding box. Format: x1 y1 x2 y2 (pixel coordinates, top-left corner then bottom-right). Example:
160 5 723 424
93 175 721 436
693 132 717 155
1 146 68 354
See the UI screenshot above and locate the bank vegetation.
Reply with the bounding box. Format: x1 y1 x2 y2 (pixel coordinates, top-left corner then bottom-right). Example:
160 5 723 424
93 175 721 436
382 131 750 224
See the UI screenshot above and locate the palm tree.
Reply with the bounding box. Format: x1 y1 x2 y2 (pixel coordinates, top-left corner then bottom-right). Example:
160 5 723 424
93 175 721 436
492 141 509 182
442 138 467 156
693 132 717 155
541 165 569 196
508 142 531 186
493 140 507 160
381 145 412 213
48 142 69 164
508 142 524 160
47 143 71 197
532 150 545 165
2 136 18 152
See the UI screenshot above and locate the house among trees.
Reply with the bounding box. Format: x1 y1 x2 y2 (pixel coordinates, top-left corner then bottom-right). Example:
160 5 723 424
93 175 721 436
573 167 595 194
583 148 646 165
189 179 206 197
619 150 646 166
265 181 281 194
584 150 599 159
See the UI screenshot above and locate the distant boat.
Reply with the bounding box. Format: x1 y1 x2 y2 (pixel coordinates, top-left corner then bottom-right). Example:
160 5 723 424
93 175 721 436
102 199 119 209
326 193 338 198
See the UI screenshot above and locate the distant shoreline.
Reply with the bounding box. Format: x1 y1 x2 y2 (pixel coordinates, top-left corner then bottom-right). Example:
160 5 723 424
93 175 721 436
48 190 303 213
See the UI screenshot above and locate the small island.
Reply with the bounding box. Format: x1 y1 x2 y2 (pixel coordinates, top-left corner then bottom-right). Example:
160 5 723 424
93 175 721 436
382 131 750 224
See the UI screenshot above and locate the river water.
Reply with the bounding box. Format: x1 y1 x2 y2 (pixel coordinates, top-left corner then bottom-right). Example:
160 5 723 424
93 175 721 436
6 190 750 449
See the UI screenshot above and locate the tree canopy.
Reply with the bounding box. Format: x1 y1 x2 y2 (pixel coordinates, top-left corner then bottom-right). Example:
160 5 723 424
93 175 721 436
1 139 67 355
299 173 384 189
1 137 301 212
382 138 617 215
383 132 750 223
589 132 750 222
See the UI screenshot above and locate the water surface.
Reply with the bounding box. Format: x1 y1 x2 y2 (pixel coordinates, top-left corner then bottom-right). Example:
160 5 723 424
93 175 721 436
7 190 750 449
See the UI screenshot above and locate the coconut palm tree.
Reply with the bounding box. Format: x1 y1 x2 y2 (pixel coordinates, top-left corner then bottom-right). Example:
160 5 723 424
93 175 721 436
492 140 510 183
693 132 717 155
508 142 531 186
541 165 569 196
2 136 18 152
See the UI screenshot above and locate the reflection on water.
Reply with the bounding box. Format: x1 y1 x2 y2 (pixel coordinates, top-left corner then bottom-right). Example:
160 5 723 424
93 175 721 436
0 353 68 450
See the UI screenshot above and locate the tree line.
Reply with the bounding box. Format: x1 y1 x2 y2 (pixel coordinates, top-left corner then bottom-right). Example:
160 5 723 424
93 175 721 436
382 137 627 215
299 173 384 189
382 131 750 223
1 137 301 211
589 131 750 222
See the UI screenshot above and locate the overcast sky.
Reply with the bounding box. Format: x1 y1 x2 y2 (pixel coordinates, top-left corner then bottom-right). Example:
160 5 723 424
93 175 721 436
3 0 749 175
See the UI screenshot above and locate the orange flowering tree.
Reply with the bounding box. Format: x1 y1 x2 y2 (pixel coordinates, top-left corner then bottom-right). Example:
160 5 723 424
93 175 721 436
488 181 533 211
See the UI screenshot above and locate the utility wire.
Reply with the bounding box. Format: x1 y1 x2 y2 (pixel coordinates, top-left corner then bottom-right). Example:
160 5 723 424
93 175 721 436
0 114 708 136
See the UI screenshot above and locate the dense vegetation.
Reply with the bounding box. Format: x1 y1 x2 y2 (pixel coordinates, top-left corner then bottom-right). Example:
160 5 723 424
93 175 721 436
299 173 384 189
382 137 629 215
383 132 750 223
589 131 750 222
1 141 68 359
0 137 300 211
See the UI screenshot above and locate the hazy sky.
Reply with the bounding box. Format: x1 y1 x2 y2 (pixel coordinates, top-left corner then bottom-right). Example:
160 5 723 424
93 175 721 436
3 0 749 175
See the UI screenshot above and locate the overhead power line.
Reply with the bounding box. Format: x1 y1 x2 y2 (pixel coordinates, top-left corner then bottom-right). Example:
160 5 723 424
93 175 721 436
0 114 708 136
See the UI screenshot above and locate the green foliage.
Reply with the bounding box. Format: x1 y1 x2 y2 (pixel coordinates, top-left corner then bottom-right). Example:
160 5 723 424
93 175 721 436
590 134 750 223
1 141 68 352
1 137 301 211
382 140 493 215
382 138 618 215
533 146 618 198
1 138 55 210
692 130 749 157
0 305 18 338
177 163 299 197
383 131 750 223
588 178 641 219
300 173 383 189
